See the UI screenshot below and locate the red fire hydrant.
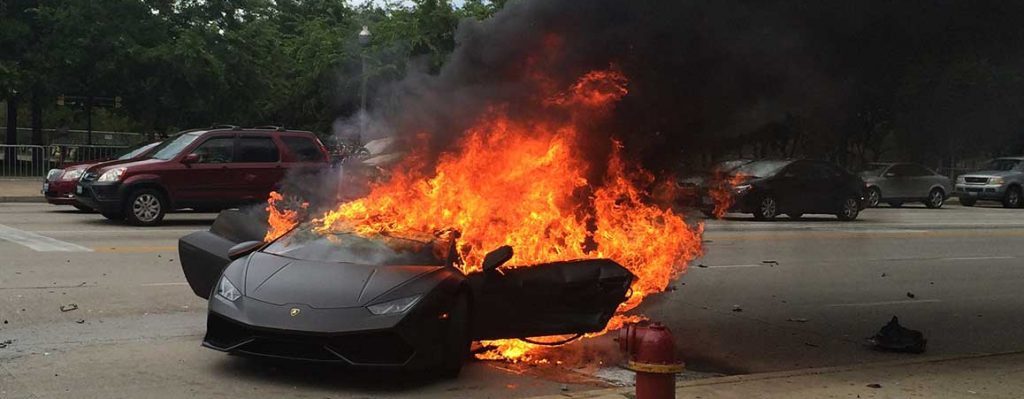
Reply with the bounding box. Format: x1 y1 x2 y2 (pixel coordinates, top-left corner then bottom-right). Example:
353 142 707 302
617 322 684 399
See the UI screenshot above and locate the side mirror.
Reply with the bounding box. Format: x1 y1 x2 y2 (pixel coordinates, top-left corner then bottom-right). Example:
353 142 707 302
182 153 200 165
482 245 513 273
884 172 896 177
227 240 263 260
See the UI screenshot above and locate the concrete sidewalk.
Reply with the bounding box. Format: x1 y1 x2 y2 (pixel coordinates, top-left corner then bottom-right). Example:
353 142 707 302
0 177 45 202
534 351 1024 399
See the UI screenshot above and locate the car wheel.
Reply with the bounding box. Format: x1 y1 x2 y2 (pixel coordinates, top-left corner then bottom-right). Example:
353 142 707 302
787 213 803 220
101 212 124 221
888 201 903 208
436 293 470 379
1002 186 1022 208
867 187 881 208
73 204 94 212
959 197 977 207
924 189 945 209
837 197 860 221
753 195 779 221
124 189 167 226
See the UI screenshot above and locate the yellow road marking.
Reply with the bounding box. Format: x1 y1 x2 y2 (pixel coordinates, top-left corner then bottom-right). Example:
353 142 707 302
92 245 177 253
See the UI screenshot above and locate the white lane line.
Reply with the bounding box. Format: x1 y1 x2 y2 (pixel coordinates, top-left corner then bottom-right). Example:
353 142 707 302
0 224 92 252
702 264 763 268
940 256 1015 261
140 282 189 287
825 299 941 308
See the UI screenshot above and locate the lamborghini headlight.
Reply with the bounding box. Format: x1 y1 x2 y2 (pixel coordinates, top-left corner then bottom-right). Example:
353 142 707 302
367 295 422 315
62 169 83 181
98 167 126 182
216 276 241 302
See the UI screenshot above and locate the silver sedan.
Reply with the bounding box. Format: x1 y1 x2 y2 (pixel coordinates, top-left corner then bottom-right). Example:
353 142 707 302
860 163 952 208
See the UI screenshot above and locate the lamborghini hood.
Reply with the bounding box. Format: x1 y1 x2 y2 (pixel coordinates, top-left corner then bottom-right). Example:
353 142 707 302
242 252 442 309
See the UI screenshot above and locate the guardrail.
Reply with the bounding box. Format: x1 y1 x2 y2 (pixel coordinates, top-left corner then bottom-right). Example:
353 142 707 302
0 144 128 177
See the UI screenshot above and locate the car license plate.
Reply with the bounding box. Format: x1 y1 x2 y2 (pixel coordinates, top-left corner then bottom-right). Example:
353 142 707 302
76 185 83 195
42 183 49 192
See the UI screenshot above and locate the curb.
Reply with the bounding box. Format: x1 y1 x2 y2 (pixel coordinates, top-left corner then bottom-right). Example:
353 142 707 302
525 350 1024 399
0 196 46 203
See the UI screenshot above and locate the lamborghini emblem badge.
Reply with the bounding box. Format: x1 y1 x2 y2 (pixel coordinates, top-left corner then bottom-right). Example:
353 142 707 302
290 308 301 317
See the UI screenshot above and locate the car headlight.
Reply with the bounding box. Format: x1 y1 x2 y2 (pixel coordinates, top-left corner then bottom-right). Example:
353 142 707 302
216 276 241 302
733 184 752 194
62 169 83 181
956 176 966 184
46 169 63 182
990 177 1005 185
97 167 126 182
367 295 422 315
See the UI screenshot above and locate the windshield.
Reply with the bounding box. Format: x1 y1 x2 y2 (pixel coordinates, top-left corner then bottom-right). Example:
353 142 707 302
733 160 791 178
982 159 1021 171
115 141 161 160
263 226 447 266
149 133 201 160
857 163 890 177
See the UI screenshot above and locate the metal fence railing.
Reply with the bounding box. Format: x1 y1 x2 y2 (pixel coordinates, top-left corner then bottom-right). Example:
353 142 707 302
0 144 129 177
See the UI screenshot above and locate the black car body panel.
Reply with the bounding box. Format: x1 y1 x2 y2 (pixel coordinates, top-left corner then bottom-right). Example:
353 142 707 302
179 210 635 368
701 159 867 217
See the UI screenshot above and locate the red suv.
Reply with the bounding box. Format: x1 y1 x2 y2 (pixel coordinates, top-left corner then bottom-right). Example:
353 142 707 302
76 126 329 226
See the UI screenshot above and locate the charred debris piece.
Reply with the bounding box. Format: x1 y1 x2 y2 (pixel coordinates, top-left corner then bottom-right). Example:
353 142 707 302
868 316 926 354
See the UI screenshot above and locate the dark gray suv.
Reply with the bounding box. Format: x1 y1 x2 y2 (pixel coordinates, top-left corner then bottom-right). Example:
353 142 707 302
954 157 1024 208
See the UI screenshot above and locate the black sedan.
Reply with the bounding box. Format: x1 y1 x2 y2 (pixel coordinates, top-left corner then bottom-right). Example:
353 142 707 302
702 159 867 221
179 211 634 377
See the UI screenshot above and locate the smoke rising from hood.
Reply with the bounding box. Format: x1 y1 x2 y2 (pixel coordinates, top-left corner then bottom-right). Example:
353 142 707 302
346 0 1024 174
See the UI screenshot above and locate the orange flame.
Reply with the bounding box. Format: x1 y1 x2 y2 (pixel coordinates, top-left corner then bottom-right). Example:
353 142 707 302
265 191 306 242
267 69 704 361
707 171 748 219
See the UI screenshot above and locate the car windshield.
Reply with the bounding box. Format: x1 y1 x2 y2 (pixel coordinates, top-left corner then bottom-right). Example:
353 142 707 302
982 159 1021 171
713 160 753 173
115 141 161 160
733 160 791 178
857 163 890 177
149 133 201 160
263 226 447 266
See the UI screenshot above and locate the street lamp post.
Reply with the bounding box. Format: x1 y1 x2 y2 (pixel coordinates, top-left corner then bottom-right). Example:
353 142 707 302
357 25 371 146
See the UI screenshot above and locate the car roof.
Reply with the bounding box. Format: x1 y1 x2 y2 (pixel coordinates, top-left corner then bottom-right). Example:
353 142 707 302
176 127 317 137
993 156 1024 161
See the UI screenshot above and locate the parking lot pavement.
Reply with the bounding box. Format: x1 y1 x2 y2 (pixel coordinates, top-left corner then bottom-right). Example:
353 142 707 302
3 202 1024 397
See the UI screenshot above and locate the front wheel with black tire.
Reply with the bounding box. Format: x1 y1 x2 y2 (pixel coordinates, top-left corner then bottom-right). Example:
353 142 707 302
959 197 976 207
837 197 861 221
867 187 881 208
1002 186 1022 208
924 189 945 209
436 294 470 379
124 189 167 226
753 195 779 221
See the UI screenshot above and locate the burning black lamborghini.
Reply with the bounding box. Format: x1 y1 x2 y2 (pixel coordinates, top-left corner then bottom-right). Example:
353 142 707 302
179 211 635 377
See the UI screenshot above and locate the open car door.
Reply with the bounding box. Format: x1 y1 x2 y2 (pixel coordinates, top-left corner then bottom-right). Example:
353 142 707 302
467 251 635 340
179 210 268 299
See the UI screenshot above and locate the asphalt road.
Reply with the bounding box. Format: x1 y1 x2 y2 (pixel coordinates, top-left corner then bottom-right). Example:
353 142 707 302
2 202 1024 398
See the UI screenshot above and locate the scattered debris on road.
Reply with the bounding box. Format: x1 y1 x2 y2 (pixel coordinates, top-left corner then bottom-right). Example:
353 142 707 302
867 383 882 388
786 317 809 323
697 263 708 268
868 316 927 353
762 260 779 266
60 303 78 312
75 319 85 324
881 272 887 277
732 305 743 312
0 339 13 348
906 292 916 298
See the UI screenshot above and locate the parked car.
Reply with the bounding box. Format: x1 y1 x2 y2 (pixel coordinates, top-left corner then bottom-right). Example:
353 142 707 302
954 157 1024 208
676 159 753 208
179 210 633 377
859 163 952 208
76 126 329 225
701 159 867 221
43 141 162 211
